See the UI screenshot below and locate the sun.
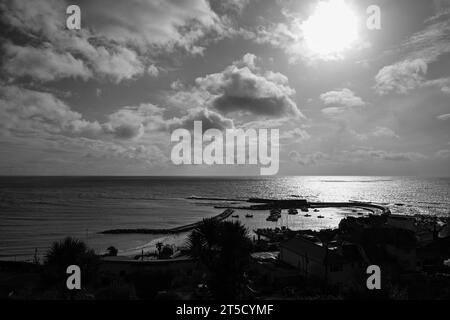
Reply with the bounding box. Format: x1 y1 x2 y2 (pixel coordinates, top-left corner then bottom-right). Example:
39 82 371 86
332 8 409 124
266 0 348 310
302 0 359 57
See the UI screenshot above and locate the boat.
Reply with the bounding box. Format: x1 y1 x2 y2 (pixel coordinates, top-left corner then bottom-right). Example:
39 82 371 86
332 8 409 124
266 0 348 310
232 215 239 218
300 207 309 212
304 214 311 217
317 215 324 219
288 208 298 215
266 215 279 222
245 214 254 218
313 209 320 212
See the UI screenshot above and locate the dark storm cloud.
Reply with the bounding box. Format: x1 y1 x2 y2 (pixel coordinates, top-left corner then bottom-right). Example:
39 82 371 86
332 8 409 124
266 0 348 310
171 54 302 119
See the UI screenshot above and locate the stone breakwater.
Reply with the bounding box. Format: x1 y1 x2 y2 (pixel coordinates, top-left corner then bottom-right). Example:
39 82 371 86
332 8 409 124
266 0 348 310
99 208 235 235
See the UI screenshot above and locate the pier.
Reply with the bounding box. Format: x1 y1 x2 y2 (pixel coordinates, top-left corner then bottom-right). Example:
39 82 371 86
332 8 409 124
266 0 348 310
99 208 235 235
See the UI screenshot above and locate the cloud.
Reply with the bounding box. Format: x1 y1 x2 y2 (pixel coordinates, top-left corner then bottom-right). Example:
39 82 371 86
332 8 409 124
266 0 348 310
280 128 311 142
0 85 101 137
321 107 347 118
401 10 450 64
320 88 365 107
194 54 301 118
209 0 250 15
0 0 230 83
349 149 427 162
289 151 329 166
147 64 160 77
374 59 428 95
167 108 234 131
75 0 227 52
371 126 400 139
102 104 165 140
87 46 145 83
0 86 169 141
0 0 144 83
375 11 450 95
164 54 301 121
435 149 450 159
68 137 168 165
0 86 169 170
0 0 66 38
437 113 450 120
2 43 92 81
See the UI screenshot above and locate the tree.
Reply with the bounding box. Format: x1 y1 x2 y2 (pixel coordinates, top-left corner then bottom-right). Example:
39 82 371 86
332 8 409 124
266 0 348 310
186 219 253 299
106 246 118 256
186 218 221 267
44 237 99 289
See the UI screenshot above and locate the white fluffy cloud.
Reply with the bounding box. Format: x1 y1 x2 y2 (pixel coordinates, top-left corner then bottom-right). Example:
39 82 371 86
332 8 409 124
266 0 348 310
435 149 450 159
102 104 166 140
371 126 399 139
78 0 226 52
348 149 427 162
0 85 101 136
280 128 311 142
320 88 365 107
374 59 428 95
0 0 230 83
437 113 450 120
3 43 92 81
289 151 329 166
375 13 450 96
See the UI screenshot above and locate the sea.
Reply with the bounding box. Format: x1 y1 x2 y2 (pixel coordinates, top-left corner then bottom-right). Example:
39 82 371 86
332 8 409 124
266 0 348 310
1 176 449 261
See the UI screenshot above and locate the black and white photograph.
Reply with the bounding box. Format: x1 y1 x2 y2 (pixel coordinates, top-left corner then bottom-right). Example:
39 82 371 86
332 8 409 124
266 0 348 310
0 0 450 309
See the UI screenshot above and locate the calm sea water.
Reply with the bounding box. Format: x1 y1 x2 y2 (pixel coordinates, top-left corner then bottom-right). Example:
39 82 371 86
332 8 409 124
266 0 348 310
1 176 449 260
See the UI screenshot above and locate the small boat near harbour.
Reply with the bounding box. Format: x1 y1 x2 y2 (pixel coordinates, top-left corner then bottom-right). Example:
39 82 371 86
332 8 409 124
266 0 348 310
245 213 254 218
232 215 239 218
317 215 324 219
266 215 279 222
288 208 298 215
267 208 281 222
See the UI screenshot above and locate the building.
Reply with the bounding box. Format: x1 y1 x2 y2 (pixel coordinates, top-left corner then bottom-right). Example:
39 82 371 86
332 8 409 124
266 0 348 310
279 236 367 288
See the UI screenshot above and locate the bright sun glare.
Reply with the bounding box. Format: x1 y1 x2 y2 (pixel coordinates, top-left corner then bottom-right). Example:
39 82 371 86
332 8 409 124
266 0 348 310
302 0 358 57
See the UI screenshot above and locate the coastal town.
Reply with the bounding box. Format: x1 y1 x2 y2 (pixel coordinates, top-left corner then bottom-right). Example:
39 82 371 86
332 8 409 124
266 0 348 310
2 198 449 300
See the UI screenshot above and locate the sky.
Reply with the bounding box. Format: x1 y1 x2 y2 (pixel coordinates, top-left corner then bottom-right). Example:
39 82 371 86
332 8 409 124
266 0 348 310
0 0 449 176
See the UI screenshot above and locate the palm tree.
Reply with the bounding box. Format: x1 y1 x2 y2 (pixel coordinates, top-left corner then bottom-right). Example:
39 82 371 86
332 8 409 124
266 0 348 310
44 237 99 287
186 219 252 299
186 218 221 266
